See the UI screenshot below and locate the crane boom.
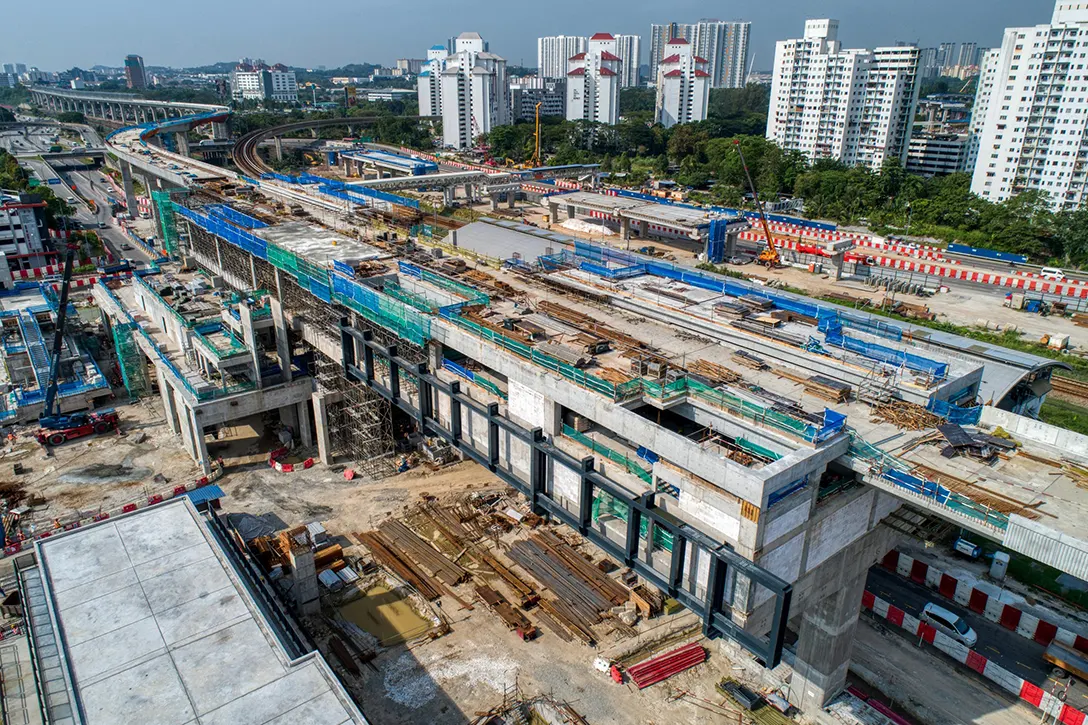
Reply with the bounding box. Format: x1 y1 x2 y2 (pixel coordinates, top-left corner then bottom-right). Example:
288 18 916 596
733 140 781 268
41 243 77 422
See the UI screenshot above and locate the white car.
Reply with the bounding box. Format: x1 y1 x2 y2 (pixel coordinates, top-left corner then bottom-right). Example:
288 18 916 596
921 603 978 648
1041 267 1066 281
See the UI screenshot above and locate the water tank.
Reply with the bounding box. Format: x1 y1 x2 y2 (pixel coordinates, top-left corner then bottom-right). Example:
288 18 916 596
991 551 1010 581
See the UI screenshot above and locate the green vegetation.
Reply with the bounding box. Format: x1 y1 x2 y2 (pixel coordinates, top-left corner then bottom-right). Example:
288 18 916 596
1039 398 1088 437
978 537 1088 610
0 149 71 224
55 111 86 124
0 86 30 106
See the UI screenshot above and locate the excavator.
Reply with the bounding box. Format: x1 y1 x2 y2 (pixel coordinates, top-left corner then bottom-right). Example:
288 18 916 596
35 243 119 446
733 140 782 269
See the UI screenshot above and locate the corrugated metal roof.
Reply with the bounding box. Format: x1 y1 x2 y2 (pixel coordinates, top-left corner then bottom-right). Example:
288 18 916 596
182 485 225 506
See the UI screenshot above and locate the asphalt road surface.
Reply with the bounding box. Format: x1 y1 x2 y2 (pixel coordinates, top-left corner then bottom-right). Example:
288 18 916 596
866 566 1088 709
61 169 152 266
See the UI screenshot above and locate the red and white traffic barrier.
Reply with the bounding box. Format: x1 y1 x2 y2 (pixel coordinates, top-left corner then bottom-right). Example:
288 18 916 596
268 446 315 473
863 589 1087 725
2 462 224 558
880 550 1088 654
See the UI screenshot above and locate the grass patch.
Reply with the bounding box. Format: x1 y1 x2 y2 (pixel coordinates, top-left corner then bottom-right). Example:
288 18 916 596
1039 398 1088 437
977 539 1088 610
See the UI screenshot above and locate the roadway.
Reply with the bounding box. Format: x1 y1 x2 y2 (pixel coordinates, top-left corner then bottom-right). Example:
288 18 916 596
62 169 152 265
866 566 1088 708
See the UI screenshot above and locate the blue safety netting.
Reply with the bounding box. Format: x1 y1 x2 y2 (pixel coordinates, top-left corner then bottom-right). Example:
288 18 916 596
205 204 268 229
823 321 948 380
927 397 983 425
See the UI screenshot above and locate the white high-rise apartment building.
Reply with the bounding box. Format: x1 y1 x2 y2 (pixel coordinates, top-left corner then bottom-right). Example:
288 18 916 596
655 38 711 128
968 1 1088 209
417 45 448 117
437 32 509 149
566 33 623 125
614 35 642 87
767 20 921 171
538 36 587 80
649 20 750 88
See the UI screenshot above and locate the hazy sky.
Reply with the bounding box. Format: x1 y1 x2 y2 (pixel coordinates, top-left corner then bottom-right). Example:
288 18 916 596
6 0 1055 72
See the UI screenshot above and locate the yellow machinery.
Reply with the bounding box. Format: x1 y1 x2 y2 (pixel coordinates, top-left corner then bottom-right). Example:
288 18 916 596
531 102 542 168
733 140 782 268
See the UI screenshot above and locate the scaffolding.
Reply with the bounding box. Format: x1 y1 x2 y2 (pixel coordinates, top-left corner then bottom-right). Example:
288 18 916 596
113 322 150 398
152 189 186 257
314 353 394 479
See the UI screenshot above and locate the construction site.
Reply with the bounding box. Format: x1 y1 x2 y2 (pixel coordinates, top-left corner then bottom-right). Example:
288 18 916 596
2 110 1088 725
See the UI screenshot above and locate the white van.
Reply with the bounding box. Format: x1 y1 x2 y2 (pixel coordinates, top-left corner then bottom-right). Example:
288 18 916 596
921 603 978 648
1041 267 1066 281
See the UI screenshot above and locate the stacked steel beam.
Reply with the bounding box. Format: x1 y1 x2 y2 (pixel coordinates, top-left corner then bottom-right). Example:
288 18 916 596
626 642 707 689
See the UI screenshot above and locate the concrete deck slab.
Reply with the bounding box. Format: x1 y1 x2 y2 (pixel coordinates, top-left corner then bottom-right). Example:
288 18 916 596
31 499 368 724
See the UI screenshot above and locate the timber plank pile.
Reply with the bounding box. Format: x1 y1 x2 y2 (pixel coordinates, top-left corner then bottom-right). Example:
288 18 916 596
536 300 646 350
688 358 742 385
774 368 852 403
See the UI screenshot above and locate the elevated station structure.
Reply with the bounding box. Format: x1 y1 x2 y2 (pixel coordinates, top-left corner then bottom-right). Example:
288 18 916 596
106 194 1088 714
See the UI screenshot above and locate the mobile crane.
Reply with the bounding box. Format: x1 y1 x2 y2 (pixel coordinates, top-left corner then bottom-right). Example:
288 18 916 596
35 243 119 446
733 140 782 268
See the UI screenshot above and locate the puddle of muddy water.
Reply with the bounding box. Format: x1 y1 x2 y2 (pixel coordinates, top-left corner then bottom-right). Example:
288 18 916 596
58 462 153 485
340 584 431 646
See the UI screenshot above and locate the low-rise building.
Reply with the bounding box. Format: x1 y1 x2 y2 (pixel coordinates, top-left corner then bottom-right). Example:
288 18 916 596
906 133 968 176
0 191 50 287
510 77 566 121
231 62 298 103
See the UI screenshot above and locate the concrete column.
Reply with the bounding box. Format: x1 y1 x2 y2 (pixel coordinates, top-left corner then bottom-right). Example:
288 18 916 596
830 252 846 281
725 230 738 260
621 216 631 241
279 404 299 438
157 366 180 435
464 183 474 203
508 191 516 209
172 387 197 459
274 136 284 162
175 131 190 157
297 400 313 448
490 195 500 212
426 340 443 372
119 161 138 216
788 568 868 712
443 186 455 206
189 407 211 475
238 301 263 389
312 391 333 464
212 120 230 140
566 204 575 220
548 201 559 223
268 296 293 382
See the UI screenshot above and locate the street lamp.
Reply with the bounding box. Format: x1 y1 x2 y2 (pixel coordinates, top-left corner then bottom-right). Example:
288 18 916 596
905 202 913 237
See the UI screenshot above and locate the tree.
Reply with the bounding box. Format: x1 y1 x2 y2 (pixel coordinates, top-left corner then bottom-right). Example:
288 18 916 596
56 111 86 124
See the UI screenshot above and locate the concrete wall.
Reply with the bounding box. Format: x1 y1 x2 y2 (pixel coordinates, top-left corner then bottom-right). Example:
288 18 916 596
980 405 1088 462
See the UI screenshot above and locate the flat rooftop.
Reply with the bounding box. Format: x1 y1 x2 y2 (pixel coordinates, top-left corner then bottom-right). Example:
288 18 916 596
552 191 724 230
28 498 367 725
254 221 385 265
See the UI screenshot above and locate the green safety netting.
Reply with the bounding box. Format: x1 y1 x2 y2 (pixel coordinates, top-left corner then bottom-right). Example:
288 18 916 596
592 491 674 552
152 190 183 256
113 322 150 398
563 424 652 484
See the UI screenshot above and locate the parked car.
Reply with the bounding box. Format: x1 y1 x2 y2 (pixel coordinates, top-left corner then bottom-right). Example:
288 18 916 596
921 603 977 648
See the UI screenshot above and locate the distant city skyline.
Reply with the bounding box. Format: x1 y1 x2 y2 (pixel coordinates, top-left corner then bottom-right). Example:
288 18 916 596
5 0 1051 74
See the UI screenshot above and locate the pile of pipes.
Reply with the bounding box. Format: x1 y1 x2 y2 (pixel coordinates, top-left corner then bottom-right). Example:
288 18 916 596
626 642 707 689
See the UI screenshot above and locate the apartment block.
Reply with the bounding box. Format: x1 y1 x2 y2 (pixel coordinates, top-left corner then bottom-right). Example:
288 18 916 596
566 33 622 125
649 20 750 89
538 36 587 80
655 38 711 128
767 20 921 171
510 77 566 121
437 32 509 149
230 62 298 103
614 34 642 87
417 45 449 117
968 1 1088 209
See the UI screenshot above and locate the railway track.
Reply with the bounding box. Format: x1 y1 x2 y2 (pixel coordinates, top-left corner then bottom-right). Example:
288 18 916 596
1051 375 1088 405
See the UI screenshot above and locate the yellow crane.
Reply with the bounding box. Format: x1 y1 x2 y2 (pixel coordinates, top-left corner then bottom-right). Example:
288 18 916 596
531 102 542 167
733 140 782 268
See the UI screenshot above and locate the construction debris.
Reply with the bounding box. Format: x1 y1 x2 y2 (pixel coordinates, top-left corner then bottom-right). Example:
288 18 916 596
870 400 943 431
